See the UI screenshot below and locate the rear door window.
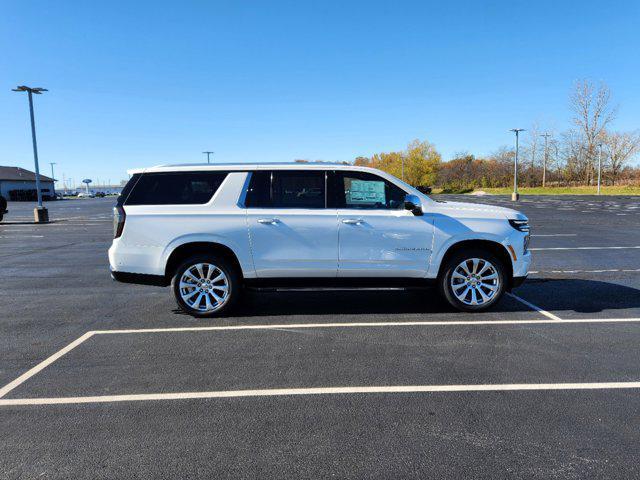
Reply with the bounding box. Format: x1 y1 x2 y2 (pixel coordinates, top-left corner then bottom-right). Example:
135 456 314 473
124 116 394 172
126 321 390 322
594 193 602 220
124 172 228 205
245 170 326 208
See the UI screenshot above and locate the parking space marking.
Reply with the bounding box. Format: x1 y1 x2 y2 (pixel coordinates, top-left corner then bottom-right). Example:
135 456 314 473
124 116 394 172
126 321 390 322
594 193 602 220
505 293 563 321
531 246 640 251
3 382 640 406
530 234 577 237
529 269 640 274
0 332 95 399
4 317 640 404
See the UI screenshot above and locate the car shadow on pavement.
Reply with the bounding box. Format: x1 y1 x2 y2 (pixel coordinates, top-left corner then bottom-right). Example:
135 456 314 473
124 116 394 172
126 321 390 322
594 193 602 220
203 278 640 318
514 278 640 315
168 279 640 318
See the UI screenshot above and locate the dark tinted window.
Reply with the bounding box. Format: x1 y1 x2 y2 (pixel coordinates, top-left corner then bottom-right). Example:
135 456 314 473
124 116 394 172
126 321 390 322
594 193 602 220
117 173 141 206
125 172 228 205
245 170 326 208
333 171 406 209
244 171 271 208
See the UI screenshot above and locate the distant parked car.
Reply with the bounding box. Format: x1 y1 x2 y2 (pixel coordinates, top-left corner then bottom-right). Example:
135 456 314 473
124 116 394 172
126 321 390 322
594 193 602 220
415 185 432 194
95 192 106 198
0 195 7 222
77 192 95 198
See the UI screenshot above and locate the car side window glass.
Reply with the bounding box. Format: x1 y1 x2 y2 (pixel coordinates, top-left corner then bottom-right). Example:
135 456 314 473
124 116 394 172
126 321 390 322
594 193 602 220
244 171 271 208
246 170 326 209
272 171 325 208
336 172 406 210
125 172 228 205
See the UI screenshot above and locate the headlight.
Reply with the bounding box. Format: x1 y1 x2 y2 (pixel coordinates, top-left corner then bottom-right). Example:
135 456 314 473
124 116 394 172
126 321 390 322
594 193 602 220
508 219 530 233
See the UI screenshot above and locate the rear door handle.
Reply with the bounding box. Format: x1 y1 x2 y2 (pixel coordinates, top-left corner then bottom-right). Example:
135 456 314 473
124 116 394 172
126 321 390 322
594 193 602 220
342 218 363 225
257 218 279 224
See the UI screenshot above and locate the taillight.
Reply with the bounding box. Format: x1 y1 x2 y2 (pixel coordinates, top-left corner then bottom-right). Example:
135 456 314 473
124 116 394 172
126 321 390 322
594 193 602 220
113 205 126 238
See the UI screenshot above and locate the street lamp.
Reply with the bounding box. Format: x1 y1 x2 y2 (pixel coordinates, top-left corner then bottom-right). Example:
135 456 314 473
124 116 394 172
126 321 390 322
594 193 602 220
597 142 603 195
510 128 525 201
203 151 214 164
50 162 57 196
13 85 49 222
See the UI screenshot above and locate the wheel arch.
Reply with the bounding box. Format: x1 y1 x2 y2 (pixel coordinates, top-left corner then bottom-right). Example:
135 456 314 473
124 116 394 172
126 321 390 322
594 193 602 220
164 241 244 281
436 239 514 289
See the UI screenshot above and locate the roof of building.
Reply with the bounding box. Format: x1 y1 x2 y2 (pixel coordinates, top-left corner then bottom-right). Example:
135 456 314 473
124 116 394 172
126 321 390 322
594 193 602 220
0 166 54 182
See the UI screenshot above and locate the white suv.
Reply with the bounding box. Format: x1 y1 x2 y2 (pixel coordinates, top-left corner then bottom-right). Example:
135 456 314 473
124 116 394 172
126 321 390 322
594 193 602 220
109 163 531 317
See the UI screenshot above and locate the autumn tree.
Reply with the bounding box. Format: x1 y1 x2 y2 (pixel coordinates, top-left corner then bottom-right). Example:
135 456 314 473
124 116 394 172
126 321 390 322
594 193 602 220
355 140 441 186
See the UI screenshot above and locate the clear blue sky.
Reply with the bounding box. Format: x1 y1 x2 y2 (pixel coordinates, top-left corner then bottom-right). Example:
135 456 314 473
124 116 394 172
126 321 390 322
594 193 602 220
2 0 639 186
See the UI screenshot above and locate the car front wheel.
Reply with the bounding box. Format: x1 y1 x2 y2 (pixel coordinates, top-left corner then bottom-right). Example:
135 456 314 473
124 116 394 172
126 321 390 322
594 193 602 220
439 249 506 312
171 254 240 317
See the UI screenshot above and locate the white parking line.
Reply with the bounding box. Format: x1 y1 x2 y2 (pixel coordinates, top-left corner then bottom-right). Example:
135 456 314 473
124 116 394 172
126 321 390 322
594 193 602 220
0 235 44 238
530 234 577 237
529 269 640 274
506 293 562 321
4 317 640 405
531 246 640 251
3 382 640 406
0 332 95 399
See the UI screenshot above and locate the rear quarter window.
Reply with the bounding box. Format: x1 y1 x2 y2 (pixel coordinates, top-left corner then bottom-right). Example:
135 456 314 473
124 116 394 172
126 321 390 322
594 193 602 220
124 172 228 205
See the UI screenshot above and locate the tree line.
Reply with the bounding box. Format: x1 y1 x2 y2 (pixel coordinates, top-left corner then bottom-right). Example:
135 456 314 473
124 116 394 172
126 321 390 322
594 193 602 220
351 80 640 190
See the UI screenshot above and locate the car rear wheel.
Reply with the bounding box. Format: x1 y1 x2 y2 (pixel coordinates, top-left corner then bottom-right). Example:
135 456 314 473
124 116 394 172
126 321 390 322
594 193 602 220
439 249 506 312
171 254 240 318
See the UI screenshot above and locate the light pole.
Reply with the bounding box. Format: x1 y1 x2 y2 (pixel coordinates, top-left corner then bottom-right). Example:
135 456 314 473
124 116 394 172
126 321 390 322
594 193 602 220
13 85 49 222
510 128 525 201
597 142 603 195
50 162 57 196
540 133 551 188
203 151 214 164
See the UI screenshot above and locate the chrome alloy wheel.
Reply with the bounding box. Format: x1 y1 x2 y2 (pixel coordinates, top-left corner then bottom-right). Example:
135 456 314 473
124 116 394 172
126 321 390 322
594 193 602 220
450 258 500 306
179 263 229 313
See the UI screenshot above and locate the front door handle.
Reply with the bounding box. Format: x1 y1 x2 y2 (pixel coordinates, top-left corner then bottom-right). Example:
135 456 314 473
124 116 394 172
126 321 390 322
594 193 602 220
257 218 279 224
342 218 363 225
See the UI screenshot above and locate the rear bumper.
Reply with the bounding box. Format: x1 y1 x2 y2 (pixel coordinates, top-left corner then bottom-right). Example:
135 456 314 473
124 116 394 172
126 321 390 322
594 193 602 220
110 270 168 287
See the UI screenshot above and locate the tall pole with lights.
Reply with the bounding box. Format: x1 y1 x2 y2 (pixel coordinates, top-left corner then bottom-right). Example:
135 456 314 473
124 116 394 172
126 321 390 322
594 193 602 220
202 151 214 164
50 162 57 196
597 142 603 195
13 85 49 222
510 128 525 201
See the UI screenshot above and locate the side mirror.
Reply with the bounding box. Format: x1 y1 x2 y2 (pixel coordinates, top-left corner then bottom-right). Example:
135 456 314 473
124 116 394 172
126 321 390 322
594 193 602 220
404 194 423 216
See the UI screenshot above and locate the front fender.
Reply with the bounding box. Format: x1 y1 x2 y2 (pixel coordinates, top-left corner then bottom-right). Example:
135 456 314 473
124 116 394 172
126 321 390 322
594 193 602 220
427 215 514 277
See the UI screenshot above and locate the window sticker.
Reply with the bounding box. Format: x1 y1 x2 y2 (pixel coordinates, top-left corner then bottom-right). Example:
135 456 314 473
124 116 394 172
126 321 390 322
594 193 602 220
346 179 386 205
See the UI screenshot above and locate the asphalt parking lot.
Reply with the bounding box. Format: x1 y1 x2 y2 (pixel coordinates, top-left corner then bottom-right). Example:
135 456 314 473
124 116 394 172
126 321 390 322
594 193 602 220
1 195 640 479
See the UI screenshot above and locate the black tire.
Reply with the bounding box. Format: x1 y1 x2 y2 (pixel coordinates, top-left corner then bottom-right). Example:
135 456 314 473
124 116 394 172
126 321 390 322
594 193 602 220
171 254 240 318
438 248 506 312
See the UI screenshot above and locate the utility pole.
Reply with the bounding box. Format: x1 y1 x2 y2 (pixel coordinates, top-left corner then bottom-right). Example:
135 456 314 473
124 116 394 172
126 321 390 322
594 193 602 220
540 133 551 188
202 151 214 164
50 162 57 196
401 157 405 181
510 129 525 201
597 142 603 195
13 85 49 222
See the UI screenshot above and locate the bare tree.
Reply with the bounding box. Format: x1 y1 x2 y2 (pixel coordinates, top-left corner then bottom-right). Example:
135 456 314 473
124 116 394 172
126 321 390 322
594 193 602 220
569 80 617 184
603 131 640 185
522 123 540 186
